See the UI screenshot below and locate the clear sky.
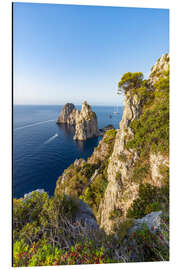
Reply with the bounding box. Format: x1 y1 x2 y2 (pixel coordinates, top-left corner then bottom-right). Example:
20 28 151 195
13 3 169 106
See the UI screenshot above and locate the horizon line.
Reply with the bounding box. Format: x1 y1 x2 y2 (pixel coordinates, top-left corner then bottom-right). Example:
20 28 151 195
14 104 124 107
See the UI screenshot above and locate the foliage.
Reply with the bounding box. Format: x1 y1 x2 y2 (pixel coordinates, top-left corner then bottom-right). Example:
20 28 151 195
117 153 127 162
81 162 99 178
126 69 169 155
113 219 135 241
125 219 169 262
109 208 123 220
130 162 149 183
118 72 144 95
13 190 169 266
82 173 108 215
104 129 117 144
127 184 169 219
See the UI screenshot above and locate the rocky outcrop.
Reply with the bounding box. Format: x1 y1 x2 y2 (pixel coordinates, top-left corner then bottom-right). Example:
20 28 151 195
97 54 169 233
149 53 169 84
57 101 99 140
149 153 169 187
55 54 169 234
128 211 162 234
74 199 99 229
88 129 116 164
73 102 99 140
97 92 141 232
57 103 75 124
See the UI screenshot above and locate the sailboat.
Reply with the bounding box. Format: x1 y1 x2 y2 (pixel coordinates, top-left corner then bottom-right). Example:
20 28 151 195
112 105 120 115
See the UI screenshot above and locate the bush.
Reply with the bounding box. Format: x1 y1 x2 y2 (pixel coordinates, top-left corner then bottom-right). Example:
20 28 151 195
109 209 123 220
82 174 108 214
127 184 169 219
117 153 127 162
118 72 144 95
104 129 117 144
126 69 169 156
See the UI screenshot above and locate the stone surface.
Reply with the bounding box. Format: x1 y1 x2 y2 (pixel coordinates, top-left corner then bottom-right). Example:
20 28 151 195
98 92 141 233
97 54 169 233
57 103 75 124
149 53 169 85
75 199 99 228
57 101 99 140
23 189 45 200
128 211 162 234
149 153 169 187
55 54 169 234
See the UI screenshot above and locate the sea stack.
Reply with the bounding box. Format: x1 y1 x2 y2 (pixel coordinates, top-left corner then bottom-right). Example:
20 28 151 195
56 103 75 124
57 101 99 141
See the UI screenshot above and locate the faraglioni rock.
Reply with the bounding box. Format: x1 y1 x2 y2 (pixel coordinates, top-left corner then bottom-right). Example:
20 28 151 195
56 103 75 124
57 101 99 140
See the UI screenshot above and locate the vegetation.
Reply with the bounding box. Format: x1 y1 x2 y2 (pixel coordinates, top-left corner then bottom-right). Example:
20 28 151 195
104 129 117 144
82 173 108 215
126 69 169 156
118 72 144 95
117 153 127 162
55 129 116 216
13 56 170 266
109 208 123 220
127 184 169 219
13 191 169 266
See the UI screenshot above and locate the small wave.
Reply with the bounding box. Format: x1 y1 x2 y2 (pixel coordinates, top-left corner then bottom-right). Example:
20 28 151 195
44 133 58 144
14 120 56 131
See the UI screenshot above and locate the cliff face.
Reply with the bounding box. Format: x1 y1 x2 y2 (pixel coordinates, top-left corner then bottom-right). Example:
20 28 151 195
73 102 99 140
149 53 169 84
55 54 169 234
97 93 141 231
57 101 99 140
97 54 169 233
57 103 75 124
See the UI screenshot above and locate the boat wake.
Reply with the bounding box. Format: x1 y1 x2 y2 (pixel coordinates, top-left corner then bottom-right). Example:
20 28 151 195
14 120 56 131
44 133 58 144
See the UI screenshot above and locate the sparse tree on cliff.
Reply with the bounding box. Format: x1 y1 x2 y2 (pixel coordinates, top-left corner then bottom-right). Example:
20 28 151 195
118 72 144 95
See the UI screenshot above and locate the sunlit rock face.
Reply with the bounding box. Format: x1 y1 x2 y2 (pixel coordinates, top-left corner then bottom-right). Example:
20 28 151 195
57 103 75 124
97 54 169 233
57 101 99 140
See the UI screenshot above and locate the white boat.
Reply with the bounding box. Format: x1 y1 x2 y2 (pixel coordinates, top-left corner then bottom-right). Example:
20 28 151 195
112 105 120 114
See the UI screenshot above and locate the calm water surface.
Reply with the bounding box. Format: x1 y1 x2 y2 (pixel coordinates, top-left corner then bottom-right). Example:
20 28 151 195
13 105 123 198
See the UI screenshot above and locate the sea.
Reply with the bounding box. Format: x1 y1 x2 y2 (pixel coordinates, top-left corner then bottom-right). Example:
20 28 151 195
13 105 123 198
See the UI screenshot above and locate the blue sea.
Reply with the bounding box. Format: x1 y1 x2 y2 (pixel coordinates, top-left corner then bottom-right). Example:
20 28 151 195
13 105 123 198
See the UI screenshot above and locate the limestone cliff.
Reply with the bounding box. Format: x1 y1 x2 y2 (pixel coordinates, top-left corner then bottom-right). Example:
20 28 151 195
57 101 99 140
57 103 75 124
97 54 169 232
55 54 169 234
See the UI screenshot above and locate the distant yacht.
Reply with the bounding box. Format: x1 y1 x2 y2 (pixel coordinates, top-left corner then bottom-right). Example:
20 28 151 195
112 105 120 115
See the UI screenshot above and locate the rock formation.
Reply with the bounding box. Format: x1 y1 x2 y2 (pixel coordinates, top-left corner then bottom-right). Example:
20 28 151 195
57 103 75 124
55 54 169 234
97 54 169 233
57 101 99 140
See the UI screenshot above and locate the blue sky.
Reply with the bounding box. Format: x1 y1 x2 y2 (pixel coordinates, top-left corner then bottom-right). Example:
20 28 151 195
13 3 169 106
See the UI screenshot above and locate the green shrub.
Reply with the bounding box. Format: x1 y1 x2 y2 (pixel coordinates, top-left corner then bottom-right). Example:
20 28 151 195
127 183 168 219
126 69 169 156
117 153 127 162
104 129 117 144
82 174 108 214
109 209 123 220
126 219 169 262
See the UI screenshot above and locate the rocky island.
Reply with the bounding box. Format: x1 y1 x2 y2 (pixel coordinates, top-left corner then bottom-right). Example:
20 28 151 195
57 101 99 140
